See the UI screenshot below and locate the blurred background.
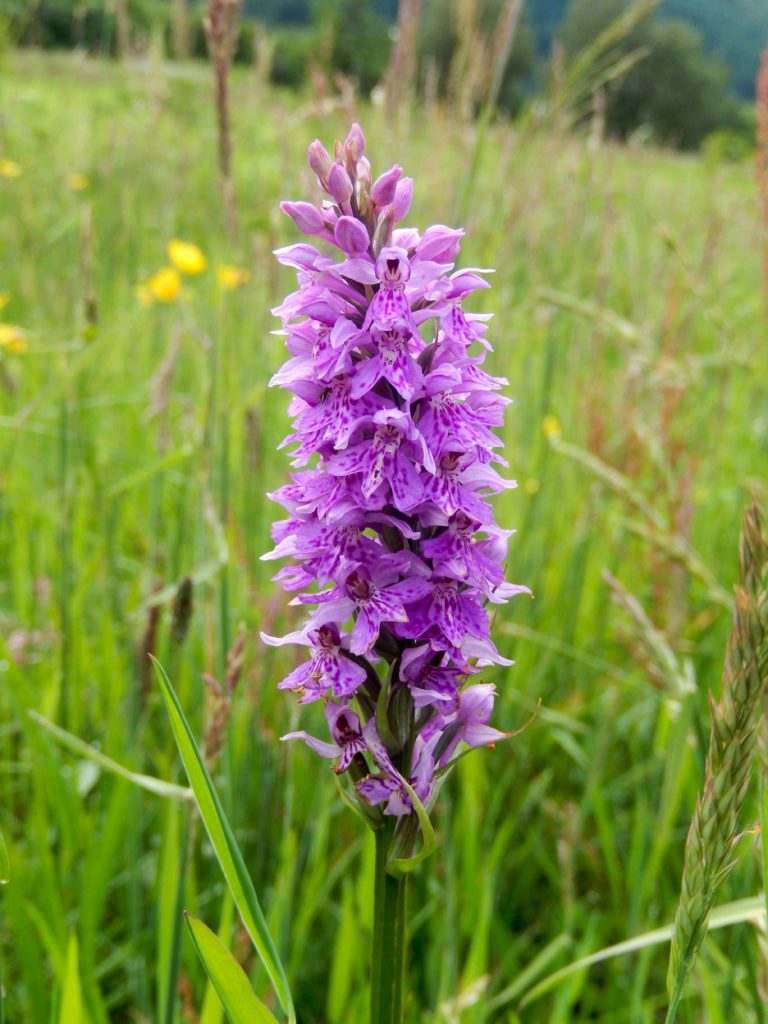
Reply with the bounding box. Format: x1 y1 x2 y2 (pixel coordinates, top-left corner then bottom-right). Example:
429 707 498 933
1 0 768 1021
2 0 766 151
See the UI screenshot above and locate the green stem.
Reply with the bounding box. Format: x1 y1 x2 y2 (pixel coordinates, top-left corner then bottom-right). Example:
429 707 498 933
665 947 694 1024
370 826 407 1024
664 978 685 1024
163 808 191 1024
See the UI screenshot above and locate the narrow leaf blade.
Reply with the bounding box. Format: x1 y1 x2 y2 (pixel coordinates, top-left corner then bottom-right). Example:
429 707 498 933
185 914 279 1024
152 657 295 1023
0 829 9 885
28 710 192 802
519 895 765 1008
58 933 83 1024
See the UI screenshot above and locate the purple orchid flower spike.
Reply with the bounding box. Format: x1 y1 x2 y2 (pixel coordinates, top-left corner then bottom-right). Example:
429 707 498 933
265 122 532 1024
264 122 530 841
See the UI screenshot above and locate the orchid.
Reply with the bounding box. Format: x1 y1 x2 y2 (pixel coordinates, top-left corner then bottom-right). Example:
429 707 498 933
262 123 529 1024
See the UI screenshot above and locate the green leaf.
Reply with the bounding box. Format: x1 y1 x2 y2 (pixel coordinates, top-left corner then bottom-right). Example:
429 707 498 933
185 914 279 1024
519 895 765 1008
486 932 572 1013
58 932 83 1024
28 710 193 803
200 893 235 1024
152 657 295 1024
0 828 9 885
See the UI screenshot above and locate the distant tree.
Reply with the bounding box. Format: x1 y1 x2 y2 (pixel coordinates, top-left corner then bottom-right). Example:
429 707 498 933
12 0 165 55
526 0 569 54
664 0 768 100
311 0 392 94
245 0 396 26
524 0 767 101
560 0 739 149
243 0 310 26
419 0 534 115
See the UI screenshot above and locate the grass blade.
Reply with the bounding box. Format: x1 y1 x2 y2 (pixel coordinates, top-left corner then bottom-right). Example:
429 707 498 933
28 711 193 803
519 896 764 1008
0 830 9 885
185 914 279 1024
486 932 572 1012
152 657 295 1023
58 932 83 1024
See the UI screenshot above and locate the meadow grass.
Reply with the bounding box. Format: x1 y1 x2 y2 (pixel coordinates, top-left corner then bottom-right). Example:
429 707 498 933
1 50 767 1022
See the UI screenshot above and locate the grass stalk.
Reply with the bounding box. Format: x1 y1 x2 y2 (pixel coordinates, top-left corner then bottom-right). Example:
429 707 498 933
204 0 240 243
163 810 191 1024
57 398 71 731
757 48 768 315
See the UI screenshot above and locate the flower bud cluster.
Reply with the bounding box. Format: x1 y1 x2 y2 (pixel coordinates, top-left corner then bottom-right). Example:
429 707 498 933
263 124 529 818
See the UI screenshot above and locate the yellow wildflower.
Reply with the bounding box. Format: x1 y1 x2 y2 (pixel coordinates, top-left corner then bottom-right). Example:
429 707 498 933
168 239 207 275
542 414 561 440
0 324 27 354
524 478 540 495
68 173 89 191
0 159 22 179
0 293 9 311
217 264 249 291
147 267 182 303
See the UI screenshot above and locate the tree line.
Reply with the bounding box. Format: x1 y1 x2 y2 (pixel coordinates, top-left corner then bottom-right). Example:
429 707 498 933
2 0 761 151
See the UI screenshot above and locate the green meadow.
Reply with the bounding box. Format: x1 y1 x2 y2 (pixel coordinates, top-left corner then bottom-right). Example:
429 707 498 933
1 51 767 1022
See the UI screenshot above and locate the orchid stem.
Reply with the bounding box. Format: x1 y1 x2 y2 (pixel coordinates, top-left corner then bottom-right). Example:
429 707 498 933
371 824 407 1024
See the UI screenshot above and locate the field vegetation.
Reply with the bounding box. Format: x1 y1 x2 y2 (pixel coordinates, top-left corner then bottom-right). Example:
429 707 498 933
0 46 767 1022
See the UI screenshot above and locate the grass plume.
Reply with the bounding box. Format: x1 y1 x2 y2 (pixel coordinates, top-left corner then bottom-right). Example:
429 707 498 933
204 0 241 242
666 502 768 1022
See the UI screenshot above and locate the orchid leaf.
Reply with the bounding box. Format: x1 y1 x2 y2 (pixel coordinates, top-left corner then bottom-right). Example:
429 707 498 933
185 913 279 1024
152 657 295 1024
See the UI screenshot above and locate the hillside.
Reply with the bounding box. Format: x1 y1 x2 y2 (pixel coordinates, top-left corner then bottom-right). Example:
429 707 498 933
250 0 768 99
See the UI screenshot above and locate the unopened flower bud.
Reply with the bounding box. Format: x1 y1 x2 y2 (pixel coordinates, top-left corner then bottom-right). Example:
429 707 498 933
356 157 372 190
308 139 332 184
334 215 370 256
391 177 414 221
280 200 326 236
355 178 371 224
371 165 402 208
327 163 353 206
344 122 366 163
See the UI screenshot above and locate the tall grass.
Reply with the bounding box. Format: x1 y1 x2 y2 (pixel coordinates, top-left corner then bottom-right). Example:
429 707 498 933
0 50 766 1022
